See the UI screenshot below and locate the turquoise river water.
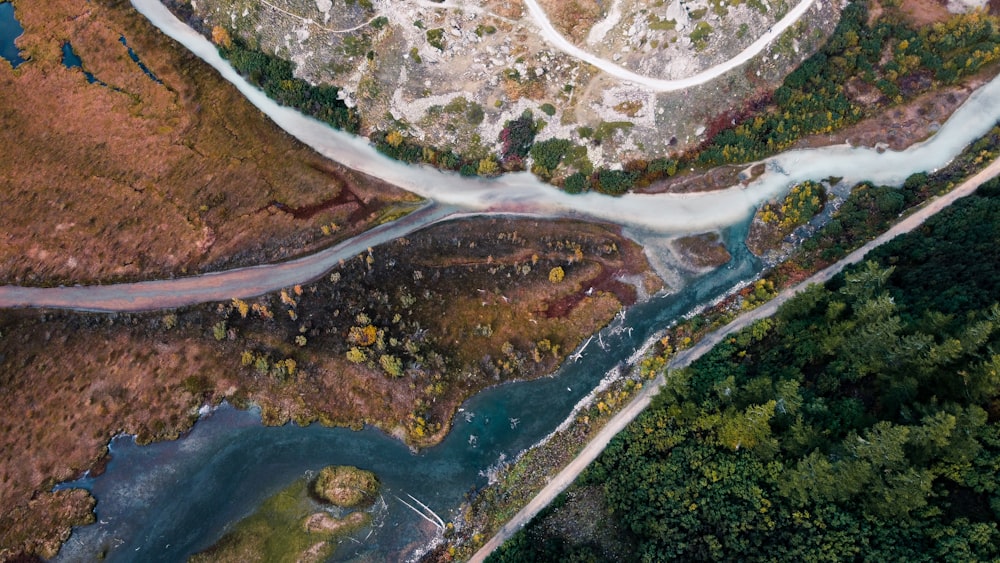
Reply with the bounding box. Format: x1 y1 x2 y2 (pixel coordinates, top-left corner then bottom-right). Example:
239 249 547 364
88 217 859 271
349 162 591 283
47 1 1000 560
55 222 759 562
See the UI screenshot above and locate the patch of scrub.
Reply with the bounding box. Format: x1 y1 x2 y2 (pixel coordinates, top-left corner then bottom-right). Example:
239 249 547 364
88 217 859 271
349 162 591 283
312 465 379 508
0 1 26 68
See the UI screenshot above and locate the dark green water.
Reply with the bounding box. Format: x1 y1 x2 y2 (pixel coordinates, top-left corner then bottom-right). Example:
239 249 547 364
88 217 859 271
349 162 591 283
0 2 25 69
61 42 82 68
55 220 760 562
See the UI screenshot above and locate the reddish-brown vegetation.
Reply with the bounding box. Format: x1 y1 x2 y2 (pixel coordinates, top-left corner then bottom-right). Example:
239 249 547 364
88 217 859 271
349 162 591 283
0 0 416 287
0 216 657 560
535 0 602 43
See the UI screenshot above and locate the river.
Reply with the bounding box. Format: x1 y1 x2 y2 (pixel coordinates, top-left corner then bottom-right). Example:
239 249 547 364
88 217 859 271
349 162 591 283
46 1 1000 561
129 0 1000 234
55 220 760 562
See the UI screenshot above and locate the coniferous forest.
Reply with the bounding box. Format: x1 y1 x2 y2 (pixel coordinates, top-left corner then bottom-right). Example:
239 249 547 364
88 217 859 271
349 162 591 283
490 180 1000 562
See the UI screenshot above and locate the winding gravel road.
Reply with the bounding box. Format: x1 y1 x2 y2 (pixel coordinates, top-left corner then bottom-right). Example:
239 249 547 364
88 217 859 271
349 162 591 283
522 0 818 91
470 155 1000 562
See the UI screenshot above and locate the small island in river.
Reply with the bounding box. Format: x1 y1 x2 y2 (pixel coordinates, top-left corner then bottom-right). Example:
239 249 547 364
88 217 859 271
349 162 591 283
190 465 379 563
312 465 380 508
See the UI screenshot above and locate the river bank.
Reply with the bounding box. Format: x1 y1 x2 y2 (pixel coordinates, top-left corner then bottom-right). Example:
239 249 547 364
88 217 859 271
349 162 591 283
450 123 1000 561
0 0 418 287
0 214 662 560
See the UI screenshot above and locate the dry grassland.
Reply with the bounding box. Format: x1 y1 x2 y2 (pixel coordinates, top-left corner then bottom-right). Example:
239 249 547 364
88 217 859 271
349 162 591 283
0 0 416 286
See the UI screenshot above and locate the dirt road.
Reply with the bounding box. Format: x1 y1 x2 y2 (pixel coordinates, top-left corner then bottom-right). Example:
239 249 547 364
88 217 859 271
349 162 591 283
522 0 817 92
470 156 1000 561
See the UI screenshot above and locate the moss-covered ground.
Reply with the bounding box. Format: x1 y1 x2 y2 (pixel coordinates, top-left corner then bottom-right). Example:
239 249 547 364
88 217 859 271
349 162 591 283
189 476 372 563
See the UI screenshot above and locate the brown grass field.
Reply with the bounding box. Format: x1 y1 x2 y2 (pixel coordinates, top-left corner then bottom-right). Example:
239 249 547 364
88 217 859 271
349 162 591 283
0 0 417 287
0 216 658 560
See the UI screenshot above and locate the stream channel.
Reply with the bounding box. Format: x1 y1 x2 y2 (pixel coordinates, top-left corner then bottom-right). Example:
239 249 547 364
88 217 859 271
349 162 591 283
47 1 1000 560
55 220 760 562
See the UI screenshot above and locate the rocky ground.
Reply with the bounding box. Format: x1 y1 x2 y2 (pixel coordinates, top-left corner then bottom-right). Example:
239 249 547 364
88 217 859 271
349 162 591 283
182 0 841 172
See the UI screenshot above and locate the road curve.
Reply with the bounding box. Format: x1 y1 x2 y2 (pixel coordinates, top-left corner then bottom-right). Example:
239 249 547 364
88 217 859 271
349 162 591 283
522 0 818 92
0 204 455 312
470 155 1000 561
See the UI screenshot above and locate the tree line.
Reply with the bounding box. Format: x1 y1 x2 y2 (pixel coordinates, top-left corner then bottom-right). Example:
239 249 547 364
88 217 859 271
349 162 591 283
221 36 360 134
697 4 1000 166
490 178 1000 561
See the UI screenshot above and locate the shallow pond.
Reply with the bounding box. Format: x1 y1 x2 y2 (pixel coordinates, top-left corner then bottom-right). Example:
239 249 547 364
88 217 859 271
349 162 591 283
61 42 101 84
0 2 25 69
60 42 81 68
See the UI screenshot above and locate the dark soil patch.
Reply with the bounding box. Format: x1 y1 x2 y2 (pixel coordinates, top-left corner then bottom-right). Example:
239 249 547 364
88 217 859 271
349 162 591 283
639 163 748 194
260 184 369 221
542 265 636 319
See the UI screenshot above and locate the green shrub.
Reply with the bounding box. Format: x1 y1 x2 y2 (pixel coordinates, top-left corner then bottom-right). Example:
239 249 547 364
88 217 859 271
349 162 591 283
530 138 573 172
426 28 445 50
563 172 588 194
